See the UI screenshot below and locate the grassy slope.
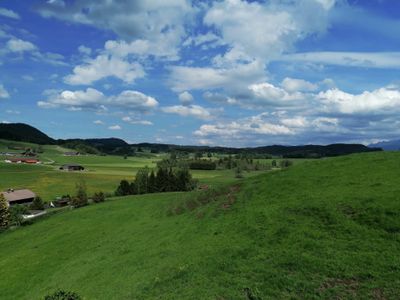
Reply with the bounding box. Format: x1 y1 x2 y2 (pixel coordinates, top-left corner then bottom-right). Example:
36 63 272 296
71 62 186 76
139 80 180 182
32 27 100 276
0 152 399 299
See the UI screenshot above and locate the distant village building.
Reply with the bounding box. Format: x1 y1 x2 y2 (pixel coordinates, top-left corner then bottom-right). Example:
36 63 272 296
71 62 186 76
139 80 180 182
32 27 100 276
59 164 85 171
1 189 36 206
4 158 40 164
63 152 80 156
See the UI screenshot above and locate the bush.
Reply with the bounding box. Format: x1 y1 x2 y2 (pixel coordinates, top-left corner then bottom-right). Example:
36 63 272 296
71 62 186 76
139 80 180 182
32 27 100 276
44 289 82 300
0 193 10 229
92 192 105 203
30 196 45 210
71 182 88 208
9 204 28 226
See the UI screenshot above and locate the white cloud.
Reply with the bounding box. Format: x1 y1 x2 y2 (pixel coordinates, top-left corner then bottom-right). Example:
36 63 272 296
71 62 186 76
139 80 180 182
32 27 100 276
38 88 158 112
280 52 400 69
194 114 294 139
0 84 10 99
111 90 158 110
37 0 193 58
281 77 318 92
318 87 400 114
168 60 266 92
204 0 333 64
178 91 193 105
93 120 104 125
6 110 20 114
6 39 36 52
64 54 145 85
78 45 92 55
122 116 153 125
162 105 213 120
108 125 121 130
0 7 20 19
248 82 306 106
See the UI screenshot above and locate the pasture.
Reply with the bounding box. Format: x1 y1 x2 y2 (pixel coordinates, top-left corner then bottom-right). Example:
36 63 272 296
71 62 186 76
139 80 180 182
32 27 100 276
0 151 399 299
0 139 273 200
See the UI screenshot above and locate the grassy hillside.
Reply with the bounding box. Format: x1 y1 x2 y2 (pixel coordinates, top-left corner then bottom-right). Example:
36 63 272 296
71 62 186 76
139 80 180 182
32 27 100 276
0 152 399 299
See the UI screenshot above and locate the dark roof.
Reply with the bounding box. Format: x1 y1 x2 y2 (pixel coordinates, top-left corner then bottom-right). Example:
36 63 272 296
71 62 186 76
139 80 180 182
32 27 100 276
61 164 83 167
1 189 36 202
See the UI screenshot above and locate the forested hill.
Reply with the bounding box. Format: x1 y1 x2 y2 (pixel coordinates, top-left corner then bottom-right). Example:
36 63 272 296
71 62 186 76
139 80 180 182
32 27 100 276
0 123 55 145
0 122 382 157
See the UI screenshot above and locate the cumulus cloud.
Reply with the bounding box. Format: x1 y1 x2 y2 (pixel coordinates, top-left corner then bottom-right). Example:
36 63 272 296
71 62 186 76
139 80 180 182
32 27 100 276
318 87 400 114
93 120 104 125
162 105 213 120
168 60 266 92
281 77 318 92
178 91 193 105
64 54 145 85
0 7 20 19
122 116 153 126
6 39 37 52
78 45 92 55
37 0 193 57
204 0 333 64
38 88 158 112
0 84 10 99
194 113 295 145
108 125 121 130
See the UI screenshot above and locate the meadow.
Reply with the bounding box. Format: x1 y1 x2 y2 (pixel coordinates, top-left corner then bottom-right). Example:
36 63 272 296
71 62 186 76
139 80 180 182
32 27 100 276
0 151 399 299
0 140 273 200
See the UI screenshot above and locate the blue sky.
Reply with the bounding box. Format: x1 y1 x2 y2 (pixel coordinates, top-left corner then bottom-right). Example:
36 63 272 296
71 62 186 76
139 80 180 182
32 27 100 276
1 0 400 146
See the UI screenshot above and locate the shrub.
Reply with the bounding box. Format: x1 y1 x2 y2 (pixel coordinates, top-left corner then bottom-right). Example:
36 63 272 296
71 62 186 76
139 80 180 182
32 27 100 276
9 204 28 226
92 192 105 203
30 196 45 210
44 289 82 300
0 193 10 229
71 182 88 208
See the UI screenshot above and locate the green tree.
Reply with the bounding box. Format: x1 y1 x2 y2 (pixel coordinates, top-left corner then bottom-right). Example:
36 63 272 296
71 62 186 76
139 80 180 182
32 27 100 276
71 181 88 207
30 196 45 210
148 170 156 193
0 193 10 229
135 167 149 194
115 180 131 196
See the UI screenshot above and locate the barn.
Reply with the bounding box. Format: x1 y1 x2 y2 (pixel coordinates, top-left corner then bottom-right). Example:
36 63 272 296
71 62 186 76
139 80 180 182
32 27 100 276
60 164 85 171
1 189 36 206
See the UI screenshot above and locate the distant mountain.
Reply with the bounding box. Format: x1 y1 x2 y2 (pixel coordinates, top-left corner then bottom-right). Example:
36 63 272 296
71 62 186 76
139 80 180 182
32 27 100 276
0 123 55 145
251 143 381 158
0 122 382 157
369 140 400 151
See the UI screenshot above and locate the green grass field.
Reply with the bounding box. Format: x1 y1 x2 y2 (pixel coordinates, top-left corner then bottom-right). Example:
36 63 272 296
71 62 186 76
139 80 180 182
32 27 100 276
0 140 266 200
0 151 399 299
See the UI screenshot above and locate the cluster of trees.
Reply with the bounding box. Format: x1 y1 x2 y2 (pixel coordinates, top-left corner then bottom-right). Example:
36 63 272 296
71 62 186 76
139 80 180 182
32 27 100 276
63 182 105 208
217 156 269 171
116 167 195 196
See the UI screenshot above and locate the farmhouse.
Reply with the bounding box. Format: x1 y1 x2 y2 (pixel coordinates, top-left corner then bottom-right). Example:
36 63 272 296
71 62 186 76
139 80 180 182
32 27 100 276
5 158 40 164
63 151 80 156
1 189 36 206
60 164 85 171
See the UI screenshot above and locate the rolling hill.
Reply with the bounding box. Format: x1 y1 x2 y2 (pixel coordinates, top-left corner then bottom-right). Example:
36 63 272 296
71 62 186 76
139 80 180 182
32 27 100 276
0 122 382 157
369 139 400 151
0 123 55 145
0 152 399 299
